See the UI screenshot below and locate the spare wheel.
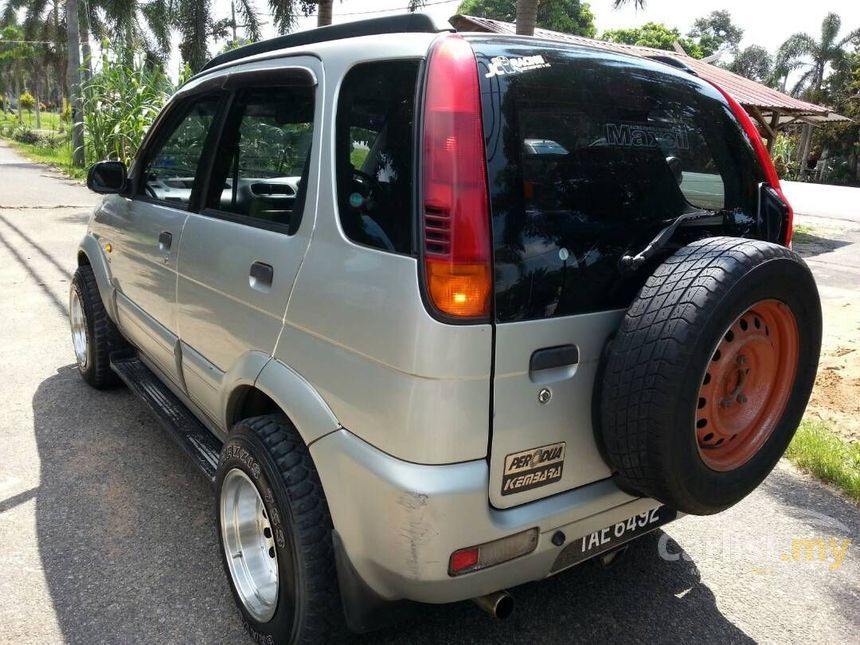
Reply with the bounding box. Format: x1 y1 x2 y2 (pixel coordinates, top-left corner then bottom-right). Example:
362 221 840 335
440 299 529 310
598 237 821 515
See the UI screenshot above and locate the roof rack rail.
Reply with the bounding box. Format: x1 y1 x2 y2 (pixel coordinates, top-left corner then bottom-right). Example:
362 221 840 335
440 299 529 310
201 13 452 72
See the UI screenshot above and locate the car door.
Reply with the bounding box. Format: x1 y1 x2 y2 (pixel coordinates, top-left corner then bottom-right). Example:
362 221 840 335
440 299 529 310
176 60 321 426
106 95 223 383
476 41 756 508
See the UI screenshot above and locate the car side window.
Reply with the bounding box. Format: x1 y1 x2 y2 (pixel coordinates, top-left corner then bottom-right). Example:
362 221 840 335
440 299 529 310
205 85 315 233
140 97 220 208
335 61 420 254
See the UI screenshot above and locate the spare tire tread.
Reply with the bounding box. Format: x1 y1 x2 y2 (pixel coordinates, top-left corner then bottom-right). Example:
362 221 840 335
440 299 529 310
601 237 810 512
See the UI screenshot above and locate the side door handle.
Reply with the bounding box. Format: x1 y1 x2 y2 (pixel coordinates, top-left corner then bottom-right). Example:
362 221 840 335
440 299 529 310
529 344 579 384
158 230 173 251
249 261 274 291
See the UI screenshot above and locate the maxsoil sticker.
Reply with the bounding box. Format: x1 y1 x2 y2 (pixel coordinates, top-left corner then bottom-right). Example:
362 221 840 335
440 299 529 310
603 122 690 150
485 55 551 78
502 442 565 495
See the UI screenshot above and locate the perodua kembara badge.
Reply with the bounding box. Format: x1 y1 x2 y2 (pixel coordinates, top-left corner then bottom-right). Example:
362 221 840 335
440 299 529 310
502 442 565 495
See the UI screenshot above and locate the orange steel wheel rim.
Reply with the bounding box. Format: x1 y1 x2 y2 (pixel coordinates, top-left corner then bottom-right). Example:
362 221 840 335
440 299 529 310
695 299 799 472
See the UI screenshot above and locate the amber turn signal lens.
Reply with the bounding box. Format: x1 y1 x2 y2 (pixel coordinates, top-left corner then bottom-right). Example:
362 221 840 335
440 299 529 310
426 260 491 318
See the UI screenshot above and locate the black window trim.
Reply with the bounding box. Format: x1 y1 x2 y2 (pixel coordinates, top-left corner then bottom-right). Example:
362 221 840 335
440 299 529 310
193 64 319 237
334 58 424 259
131 91 228 212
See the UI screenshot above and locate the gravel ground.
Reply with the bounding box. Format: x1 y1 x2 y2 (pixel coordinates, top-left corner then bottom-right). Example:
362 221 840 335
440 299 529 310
0 141 857 644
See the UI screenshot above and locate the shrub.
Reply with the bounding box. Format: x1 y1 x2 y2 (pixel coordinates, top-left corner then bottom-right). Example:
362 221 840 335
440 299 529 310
36 132 64 149
13 127 39 145
19 91 35 113
81 47 174 165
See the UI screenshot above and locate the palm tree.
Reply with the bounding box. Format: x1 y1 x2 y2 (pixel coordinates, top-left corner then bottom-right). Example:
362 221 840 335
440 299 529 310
66 0 84 165
774 13 860 99
316 0 332 26
314 0 424 28
3 0 67 128
267 0 304 33
91 0 174 65
516 0 539 35
612 1 646 6
0 22 28 118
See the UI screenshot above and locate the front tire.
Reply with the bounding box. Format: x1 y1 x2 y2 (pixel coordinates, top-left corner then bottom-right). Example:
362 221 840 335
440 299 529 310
216 415 343 644
70 264 124 388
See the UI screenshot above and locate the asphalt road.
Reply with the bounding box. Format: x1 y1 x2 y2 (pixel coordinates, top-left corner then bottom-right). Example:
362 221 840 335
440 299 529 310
0 141 857 644
781 181 860 302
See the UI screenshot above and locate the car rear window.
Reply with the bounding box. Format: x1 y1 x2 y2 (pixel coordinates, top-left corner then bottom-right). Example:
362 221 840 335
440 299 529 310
471 39 763 322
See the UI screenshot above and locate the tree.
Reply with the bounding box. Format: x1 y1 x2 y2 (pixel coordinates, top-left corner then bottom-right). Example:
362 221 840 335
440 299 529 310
0 22 28 118
516 0 538 35
688 10 742 58
211 0 262 50
19 89 35 113
457 0 596 37
612 0 645 7
729 45 772 83
316 0 332 26
4 0 67 128
176 0 210 72
774 12 860 99
602 22 704 58
812 52 860 184
66 0 84 166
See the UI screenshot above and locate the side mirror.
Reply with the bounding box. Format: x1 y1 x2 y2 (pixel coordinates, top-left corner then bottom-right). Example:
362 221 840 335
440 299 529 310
87 161 127 194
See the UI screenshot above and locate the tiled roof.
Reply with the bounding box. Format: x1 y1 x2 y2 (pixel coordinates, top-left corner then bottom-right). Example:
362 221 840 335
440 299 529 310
451 15 834 116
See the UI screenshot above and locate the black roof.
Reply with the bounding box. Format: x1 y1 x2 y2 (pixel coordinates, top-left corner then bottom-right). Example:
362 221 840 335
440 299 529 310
201 13 451 72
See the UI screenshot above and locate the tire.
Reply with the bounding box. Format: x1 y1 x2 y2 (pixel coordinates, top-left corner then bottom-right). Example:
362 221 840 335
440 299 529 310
216 414 344 644
69 264 125 389
598 237 821 515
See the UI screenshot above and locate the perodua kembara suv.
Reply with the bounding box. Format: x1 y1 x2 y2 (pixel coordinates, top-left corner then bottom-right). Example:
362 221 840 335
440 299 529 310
71 14 821 643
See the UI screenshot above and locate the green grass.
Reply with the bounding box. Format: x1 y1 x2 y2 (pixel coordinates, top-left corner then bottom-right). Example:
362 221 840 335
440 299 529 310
786 420 860 502
0 110 64 133
791 224 817 245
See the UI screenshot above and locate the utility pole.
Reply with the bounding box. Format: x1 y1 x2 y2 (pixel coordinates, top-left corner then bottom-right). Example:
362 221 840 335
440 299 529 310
66 0 85 167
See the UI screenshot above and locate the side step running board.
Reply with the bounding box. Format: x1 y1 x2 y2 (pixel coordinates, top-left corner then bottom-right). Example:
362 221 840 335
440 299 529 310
110 351 222 483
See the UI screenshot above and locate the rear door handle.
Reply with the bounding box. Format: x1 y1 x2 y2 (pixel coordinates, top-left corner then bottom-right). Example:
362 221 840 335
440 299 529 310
529 344 579 383
249 261 274 291
158 230 173 251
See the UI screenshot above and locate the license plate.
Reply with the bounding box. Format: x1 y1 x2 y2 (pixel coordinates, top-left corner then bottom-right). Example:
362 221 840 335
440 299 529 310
551 506 677 572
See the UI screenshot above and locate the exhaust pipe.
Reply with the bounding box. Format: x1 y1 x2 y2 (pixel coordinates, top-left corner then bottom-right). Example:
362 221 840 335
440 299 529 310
472 590 514 620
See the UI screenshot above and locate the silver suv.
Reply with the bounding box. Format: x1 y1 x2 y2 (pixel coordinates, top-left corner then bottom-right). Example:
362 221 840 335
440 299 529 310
71 14 821 644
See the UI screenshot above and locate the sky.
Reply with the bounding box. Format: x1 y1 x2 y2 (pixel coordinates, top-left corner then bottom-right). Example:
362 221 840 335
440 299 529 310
194 0 860 77
10 1 854 74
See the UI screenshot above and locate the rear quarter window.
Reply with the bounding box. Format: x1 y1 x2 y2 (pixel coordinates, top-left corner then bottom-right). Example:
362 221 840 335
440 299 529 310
472 40 763 322
335 60 420 254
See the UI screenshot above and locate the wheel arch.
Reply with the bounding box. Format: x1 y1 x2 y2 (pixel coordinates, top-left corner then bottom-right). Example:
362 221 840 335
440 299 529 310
77 234 118 322
224 358 340 447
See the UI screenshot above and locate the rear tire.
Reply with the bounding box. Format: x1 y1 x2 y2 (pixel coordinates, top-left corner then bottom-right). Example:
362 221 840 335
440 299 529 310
598 237 821 515
216 414 344 644
70 264 125 389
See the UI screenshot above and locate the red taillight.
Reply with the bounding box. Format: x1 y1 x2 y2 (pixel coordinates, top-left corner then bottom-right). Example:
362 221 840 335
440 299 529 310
421 35 492 319
706 80 794 245
449 547 480 574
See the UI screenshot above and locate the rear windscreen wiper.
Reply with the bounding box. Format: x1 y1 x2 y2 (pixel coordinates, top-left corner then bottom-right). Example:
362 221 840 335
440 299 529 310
618 209 718 275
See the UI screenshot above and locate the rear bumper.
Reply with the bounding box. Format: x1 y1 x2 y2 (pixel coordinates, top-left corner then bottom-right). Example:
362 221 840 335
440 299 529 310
310 428 665 604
